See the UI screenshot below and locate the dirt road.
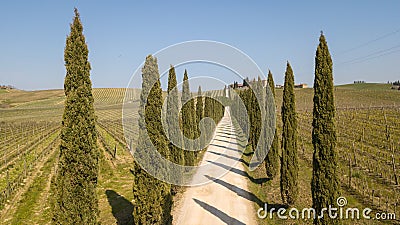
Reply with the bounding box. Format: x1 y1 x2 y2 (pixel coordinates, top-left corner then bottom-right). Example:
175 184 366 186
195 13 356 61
173 107 257 225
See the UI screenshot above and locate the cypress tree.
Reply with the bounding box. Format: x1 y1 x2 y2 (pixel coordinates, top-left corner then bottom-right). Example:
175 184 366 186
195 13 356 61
203 94 213 142
265 70 279 179
244 80 262 154
280 62 298 206
167 65 184 192
311 33 340 225
181 70 195 166
133 55 172 224
254 77 265 161
52 8 99 224
237 90 249 134
195 86 204 153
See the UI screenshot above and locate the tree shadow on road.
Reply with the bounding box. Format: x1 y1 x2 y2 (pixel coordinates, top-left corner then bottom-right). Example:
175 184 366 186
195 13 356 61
206 160 270 185
208 150 249 167
204 175 286 211
213 136 247 149
105 190 134 225
215 131 236 137
213 138 240 146
205 175 265 207
209 143 243 154
193 198 246 225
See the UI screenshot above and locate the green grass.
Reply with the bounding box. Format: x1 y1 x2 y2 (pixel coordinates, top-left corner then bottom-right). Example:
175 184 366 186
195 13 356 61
96 131 135 225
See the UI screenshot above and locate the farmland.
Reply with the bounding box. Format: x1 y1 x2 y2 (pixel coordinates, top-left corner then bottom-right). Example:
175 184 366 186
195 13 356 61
247 83 400 224
0 83 399 224
0 88 139 224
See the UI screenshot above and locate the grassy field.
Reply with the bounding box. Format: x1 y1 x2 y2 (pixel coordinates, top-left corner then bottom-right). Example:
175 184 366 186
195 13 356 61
0 83 399 224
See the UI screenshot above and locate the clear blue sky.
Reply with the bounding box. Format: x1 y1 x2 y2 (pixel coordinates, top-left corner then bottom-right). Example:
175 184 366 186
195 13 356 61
1 0 399 90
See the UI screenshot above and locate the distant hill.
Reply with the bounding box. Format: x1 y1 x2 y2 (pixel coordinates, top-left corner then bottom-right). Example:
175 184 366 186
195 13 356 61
1 84 398 110
0 88 140 108
273 82 399 111
335 83 392 91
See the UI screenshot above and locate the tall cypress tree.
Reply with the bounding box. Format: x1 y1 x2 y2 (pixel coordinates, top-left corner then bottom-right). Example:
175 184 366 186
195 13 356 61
246 79 262 154
195 86 204 153
181 70 195 166
167 65 184 192
133 55 172 224
254 77 265 161
280 62 298 206
311 33 340 225
52 8 99 224
265 70 279 179
203 94 213 142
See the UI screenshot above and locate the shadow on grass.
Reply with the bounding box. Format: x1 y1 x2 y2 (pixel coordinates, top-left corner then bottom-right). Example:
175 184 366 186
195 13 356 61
206 160 270 185
242 151 253 156
193 198 245 225
105 190 134 225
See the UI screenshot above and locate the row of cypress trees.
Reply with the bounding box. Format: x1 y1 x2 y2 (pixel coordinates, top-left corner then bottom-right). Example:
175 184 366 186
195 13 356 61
132 62 225 224
132 55 173 224
229 33 339 224
231 68 299 206
231 80 261 149
271 34 339 225
52 10 222 222
53 8 337 225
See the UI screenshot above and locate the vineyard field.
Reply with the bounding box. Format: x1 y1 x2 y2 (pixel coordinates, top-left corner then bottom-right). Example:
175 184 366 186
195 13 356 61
0 84 399 224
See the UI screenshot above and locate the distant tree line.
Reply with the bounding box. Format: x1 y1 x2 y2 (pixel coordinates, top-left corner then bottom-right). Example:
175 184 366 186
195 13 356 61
391 80 400 85
354 80 365 84
0 85 15 89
